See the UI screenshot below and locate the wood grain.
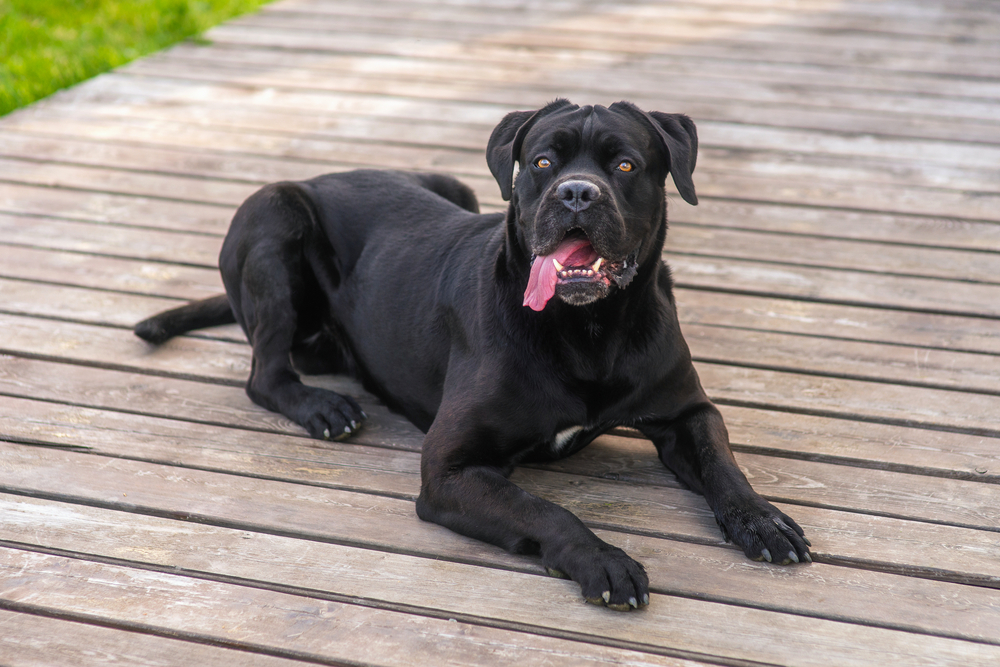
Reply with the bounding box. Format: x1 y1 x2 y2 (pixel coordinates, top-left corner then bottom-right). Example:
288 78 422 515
4 500 1000 665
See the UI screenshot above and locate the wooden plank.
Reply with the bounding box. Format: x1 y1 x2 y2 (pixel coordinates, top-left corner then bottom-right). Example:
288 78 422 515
7 257 1000 361
675 199 1000 253
19 91 1000 181
204 12 1000 76
0 278 244 343
677 289 1000 355
0 156 259 208
8 121 1000 258
10 122 999 202
200 10 1000 80
0 277 185 327
118 58 1000 146
0 312 250 383
0 356 345 438
7 205 1000 309
0 608 312 667
0 212 220 266
26 73 1000 170
0 246 222 300
4 312 1000 436
156 38 1000 122
267 0 1000 43
699 361 1000 436
0 550 701 667
683 322 1000 395
4 382 1000 533
4 494 1000 649
3 482 1000 664
4 204 999 354
4 351 999 483
149 22 1000 108
669 254 1000 319
19 65 989 164
0 182 230 233
7 215 1000 330
154 40 1000 104
667 225 1000 284
6 122 1000 224
4 411 1000 586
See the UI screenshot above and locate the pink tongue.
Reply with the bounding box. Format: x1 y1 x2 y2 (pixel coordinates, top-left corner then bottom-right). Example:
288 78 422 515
523 238 598 311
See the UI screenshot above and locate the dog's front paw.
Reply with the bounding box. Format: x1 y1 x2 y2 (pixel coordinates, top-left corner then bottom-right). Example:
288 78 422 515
714 495 812 565
544 541 649 611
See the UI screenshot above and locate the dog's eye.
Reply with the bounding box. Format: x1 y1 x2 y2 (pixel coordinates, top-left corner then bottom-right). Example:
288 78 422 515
617 161 634 172
535 158 551 169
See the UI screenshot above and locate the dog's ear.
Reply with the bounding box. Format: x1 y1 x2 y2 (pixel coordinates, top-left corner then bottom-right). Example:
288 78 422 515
649 111 698 205
611 103 699 206
486 99 575 201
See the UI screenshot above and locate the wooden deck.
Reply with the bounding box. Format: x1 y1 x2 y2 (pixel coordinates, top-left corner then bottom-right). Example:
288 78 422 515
2 0 999 664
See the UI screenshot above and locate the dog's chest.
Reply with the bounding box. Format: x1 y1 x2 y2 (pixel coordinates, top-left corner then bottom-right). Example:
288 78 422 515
551 425 585 455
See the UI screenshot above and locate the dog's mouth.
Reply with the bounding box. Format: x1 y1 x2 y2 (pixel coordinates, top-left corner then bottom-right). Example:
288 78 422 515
523 234 639 311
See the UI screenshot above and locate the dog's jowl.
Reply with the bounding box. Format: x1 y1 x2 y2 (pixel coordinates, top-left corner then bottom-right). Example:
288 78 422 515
136 99 811 611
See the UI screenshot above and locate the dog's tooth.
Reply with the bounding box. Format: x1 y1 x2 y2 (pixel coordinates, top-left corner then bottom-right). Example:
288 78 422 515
592 257 603 272
553 259 564 271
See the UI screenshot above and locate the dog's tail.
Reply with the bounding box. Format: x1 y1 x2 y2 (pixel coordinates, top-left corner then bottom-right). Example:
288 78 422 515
134 294 236 344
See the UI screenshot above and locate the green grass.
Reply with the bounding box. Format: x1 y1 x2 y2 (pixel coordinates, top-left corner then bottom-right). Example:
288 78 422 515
0 0 274 116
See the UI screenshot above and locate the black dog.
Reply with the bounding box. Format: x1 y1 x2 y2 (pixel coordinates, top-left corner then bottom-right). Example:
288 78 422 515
136 99 810 611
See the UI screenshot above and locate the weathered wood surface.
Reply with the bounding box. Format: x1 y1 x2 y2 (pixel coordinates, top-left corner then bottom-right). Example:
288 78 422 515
2 0 999 664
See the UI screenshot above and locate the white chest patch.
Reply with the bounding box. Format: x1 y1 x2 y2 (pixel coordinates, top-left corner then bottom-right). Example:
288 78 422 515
553 425 585 454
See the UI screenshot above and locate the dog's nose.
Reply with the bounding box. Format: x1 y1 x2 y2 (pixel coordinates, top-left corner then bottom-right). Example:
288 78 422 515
557 180 601 212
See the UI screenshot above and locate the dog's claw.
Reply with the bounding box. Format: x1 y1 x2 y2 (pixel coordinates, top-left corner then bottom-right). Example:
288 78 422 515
803 551 813 563
602 590 610 603
787 550 799 564
628 597 638 608
642 593 649 606
322 428 331 439
760 548 772 563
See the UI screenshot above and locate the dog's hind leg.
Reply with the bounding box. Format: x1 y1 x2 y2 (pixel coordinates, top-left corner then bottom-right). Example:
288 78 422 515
406 172 480 214
223 183 366 441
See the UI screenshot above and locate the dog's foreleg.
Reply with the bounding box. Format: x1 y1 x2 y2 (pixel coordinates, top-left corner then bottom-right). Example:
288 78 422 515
642 403 812 565
415 419 649 611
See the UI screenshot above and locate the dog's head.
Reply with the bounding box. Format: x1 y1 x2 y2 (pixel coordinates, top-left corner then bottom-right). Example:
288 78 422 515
487 99 698 311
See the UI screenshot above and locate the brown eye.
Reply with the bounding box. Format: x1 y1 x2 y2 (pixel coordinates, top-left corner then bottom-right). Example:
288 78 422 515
535 158 551 169
618 161 634 172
